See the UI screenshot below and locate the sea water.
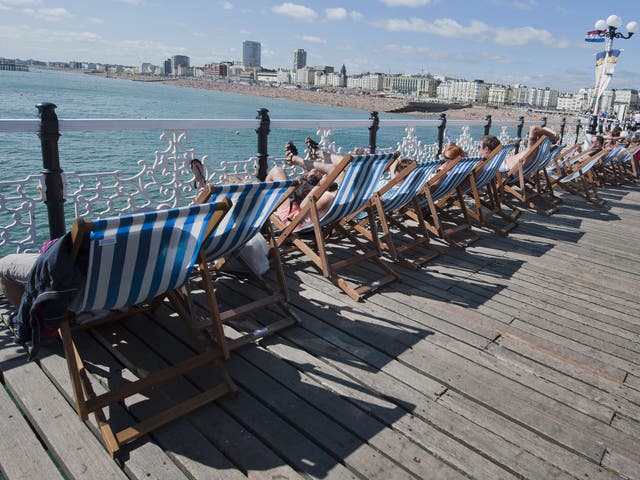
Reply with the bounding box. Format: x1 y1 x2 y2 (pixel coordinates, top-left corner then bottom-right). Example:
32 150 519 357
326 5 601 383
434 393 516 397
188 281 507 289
0 69 499 179
0 69 459 180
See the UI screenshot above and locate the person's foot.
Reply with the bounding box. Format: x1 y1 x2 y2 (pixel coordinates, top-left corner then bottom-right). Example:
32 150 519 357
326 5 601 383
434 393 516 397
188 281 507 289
285 140 298 160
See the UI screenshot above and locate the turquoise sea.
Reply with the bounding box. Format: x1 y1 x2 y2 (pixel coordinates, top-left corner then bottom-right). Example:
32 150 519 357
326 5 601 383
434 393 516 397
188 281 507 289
1 69 492 254
0 69 461 180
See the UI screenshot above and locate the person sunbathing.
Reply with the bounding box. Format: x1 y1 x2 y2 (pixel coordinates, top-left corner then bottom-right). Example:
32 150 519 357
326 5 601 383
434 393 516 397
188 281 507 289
269 140 364 229
499 126 558 173
427 144 466 192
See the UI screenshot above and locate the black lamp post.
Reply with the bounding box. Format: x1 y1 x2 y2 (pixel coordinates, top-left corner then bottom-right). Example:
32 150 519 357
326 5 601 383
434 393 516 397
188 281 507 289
587 15 637 134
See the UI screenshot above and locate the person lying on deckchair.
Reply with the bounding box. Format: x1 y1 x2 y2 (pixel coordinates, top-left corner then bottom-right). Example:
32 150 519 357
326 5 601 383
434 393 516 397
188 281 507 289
268 140 365 229
499 125 559 173
427 144 467 192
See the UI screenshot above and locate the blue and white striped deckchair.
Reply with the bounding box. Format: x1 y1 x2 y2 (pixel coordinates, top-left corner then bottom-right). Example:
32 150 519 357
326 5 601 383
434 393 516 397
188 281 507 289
498 137 559 215
349 160 442 268
60 200 235 458
410 156 484 247
554 149 608 205
453 144 520 235
274 151 400 301
194 180 299 358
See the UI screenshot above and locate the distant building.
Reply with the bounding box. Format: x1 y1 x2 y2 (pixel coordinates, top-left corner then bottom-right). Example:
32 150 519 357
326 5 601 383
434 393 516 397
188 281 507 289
383 75 437 97
487 85 510 106
293 49 306 71
243 41 261 68
613 88 639 110
528 87 559 109
438 79 488 103
171 55 190 76
202 63 228 78
347 73 383 92
163 58 172 76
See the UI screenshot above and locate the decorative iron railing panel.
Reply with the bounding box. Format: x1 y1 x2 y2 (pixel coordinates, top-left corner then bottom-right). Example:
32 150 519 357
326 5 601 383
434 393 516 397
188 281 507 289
0 115 586 254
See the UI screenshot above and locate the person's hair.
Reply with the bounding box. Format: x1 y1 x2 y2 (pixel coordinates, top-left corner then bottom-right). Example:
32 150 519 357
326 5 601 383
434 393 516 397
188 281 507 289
442 145 465 160
593 135 604 147
395 157 415 173
479 135 500 153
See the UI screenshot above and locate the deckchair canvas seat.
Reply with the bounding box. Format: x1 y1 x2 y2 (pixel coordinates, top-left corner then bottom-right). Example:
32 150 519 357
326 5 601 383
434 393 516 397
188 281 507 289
188 180 300 359
273 152 400 302
60 200 235 458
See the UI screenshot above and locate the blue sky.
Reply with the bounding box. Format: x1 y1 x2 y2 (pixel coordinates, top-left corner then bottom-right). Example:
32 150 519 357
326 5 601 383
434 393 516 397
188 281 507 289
1 0 638 93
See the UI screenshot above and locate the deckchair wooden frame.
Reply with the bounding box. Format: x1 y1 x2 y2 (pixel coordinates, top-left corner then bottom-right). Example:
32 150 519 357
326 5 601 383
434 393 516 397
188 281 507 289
191 180 300 360
60 199 236 458
446 144 519 236
496 136 559 216
549 149 608 206
273 152 400 302
407 156 484 248
347 160 441 269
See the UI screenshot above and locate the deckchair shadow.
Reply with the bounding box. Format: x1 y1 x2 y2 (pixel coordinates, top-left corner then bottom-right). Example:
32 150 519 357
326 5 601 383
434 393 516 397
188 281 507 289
190 180 300 359
59 200 235 458
273 152 400 302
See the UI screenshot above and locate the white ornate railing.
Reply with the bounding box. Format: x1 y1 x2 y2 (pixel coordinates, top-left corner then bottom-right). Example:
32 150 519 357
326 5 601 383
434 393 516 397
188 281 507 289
0 116 584 253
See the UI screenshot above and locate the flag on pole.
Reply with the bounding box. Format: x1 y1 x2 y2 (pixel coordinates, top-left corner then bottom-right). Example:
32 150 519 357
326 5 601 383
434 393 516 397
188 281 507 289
593 49 621 111
585 30 605 42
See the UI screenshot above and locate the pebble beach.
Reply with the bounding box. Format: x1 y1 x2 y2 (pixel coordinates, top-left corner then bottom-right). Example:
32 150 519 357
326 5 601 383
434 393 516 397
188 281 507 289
168 77 569 124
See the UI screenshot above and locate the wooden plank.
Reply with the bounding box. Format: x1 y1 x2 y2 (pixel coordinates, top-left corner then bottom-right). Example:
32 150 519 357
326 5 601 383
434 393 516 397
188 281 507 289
3 359 127 479
0 385 64 480
114 313 357 479
81 323 248 480
37 338 192 480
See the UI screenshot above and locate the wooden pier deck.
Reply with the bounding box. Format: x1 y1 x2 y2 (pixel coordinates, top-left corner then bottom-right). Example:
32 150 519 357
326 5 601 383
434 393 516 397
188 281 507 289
1 185 639 480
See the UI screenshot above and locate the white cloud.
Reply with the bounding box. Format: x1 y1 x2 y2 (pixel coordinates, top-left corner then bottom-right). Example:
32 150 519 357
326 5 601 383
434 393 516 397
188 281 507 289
377 17 569 47
510 0 537 9
222 1 232 9
325 7 362 21
22 7 72 21
88 17 104 24
379 0 432 6
0 24 99 42
326 7 347 20
1 0 40 5
296 34 326 44
271 3 317 22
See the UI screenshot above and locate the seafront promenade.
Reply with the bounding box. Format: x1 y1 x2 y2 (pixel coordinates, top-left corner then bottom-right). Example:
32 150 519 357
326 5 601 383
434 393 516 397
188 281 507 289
1 183 639 479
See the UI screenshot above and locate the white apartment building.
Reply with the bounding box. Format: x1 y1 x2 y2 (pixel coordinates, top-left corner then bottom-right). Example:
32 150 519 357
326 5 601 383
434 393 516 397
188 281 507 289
292 67 316 85
382 75 437 97
487 85 510 106
437 80 488 103
613 89 639 110
347 74 383 91
326 72 346 87
528 87 559 109
556 94 582 112
510 85 530 106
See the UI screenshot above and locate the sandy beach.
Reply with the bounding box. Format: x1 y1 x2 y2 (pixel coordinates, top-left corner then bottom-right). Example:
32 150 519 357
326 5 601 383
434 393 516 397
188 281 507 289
167 77 570 124
77 69 572 124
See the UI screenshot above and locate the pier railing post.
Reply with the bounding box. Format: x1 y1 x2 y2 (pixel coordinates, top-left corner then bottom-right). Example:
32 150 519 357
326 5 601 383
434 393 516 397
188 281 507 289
255 108 270 181
587 114 598 135
483 115 492 136
368 111 379 153
37 102 66 239
574 119 582 145
559 117 566 144
515 116 525 153
437 113 447 155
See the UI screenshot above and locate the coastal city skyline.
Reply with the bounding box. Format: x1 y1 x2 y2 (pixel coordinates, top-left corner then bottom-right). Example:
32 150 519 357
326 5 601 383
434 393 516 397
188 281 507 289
0 0 638 93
